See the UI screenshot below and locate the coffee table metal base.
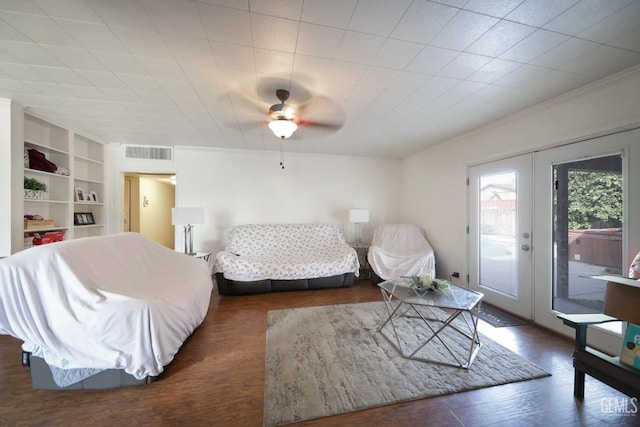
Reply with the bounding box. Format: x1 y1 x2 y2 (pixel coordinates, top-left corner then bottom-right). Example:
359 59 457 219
378 289 482 369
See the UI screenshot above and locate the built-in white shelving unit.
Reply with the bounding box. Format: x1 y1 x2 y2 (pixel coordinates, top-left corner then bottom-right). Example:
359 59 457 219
19 112 105 251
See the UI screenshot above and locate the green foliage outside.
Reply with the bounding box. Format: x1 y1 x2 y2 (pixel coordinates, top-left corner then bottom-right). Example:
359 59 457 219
568 170 622 229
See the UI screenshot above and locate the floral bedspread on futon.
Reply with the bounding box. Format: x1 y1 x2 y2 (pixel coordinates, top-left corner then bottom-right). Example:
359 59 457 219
215 224 359 281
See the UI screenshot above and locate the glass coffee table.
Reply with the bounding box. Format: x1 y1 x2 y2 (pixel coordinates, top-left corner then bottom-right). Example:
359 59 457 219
377 277 484 369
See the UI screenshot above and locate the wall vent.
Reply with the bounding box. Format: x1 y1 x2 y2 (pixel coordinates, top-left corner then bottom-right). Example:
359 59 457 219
124 145 173 161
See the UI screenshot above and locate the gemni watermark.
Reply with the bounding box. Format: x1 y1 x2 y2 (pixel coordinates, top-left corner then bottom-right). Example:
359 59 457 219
601 397 638 416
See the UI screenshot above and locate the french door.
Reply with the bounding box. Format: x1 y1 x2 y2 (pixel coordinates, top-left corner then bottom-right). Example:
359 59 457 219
468 154 533 319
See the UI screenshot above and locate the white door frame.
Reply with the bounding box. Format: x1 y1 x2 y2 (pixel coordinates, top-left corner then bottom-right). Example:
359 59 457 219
468 153 533 319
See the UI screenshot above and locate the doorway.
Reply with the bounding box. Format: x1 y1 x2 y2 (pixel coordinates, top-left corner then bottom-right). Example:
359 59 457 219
468 154 533 319
123 173 176 248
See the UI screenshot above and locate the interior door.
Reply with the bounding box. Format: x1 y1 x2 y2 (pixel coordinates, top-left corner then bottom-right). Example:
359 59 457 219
468 154 533 319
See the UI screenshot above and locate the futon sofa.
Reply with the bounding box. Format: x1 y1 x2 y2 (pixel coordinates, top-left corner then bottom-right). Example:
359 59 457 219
214 224 359 295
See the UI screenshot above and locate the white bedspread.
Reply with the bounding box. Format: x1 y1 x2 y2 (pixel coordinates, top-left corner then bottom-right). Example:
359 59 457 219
0 233 212 382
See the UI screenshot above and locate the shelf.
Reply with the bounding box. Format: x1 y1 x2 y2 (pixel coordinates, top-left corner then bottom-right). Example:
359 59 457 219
74 201 104 206
24 168 70 179
74 177 104 185
74 155 103 165
23 226 68 233
74 224 104 229
24 199 69 204
24 139 69 156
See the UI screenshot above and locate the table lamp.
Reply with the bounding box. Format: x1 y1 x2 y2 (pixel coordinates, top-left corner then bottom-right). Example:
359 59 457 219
349 208 369 246
171 207 205 255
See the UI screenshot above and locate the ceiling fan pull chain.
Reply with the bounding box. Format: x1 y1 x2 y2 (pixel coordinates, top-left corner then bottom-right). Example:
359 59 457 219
280 142 285 170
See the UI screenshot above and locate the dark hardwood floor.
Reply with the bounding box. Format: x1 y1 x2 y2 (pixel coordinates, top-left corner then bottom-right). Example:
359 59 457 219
0 280 637 426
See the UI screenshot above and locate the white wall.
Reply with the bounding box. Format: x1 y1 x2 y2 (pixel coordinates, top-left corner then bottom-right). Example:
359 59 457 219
401 66 640 282
107 146 402 254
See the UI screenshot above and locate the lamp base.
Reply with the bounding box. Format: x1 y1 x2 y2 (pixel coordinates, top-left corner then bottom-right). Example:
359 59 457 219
183 224 195 255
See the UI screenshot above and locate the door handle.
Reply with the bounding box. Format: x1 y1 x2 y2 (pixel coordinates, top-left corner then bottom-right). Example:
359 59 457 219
521 244 530 251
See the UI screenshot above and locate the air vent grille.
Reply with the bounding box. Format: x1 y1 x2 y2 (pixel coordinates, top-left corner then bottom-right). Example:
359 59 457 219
124 145 173 161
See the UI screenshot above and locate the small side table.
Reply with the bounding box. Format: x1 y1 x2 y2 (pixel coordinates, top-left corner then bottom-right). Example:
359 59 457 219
192 251 211 263
351 243 370 280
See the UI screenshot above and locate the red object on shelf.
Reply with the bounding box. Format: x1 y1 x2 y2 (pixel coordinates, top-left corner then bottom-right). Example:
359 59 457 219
29 231 65 245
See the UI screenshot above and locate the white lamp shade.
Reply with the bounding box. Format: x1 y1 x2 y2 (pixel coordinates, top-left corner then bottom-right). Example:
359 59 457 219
349 209 369 223
268 119 297 139
171 207 205 225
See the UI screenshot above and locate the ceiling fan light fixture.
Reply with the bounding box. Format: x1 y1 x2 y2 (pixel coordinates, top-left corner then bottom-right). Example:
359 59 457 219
269 119 297 139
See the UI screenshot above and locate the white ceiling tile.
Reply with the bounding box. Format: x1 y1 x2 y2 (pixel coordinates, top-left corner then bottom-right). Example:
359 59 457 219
578 1 640 44
388 71 431 93
254 48 294 74
249 0 303 20
430 10 499 51
500 29 569 63
325 61 366 85
348 0 412 37
0 0 46 15
544 0 635 36
56 20 128 52
92 51 148 75
0 62 52 82
212 41 255 71
296 22 343 58
358 67 399 88
301 0 357 28
470 84 516 103
199 3 252 45
66 85 107 98
530 37 599 68
390 1 457 44
0 41 65 67
136 91 174 105
369 38 423 70
0 12 80 46
405 46 458 74
446 80 488 102
101 88 142 103
506 0 578 27
32 0 102 23
469 58 523 83
111 27 172 58
198 0 249 10
558 45 640 77
0 77 39 94
76 70 128 89
291 54 332 82
251 13 298 52
41 45 106 71
610 27 640 52
140 0 206 39
466 20 535 57
415 75 459 99
86 0 155 31
494 63 552 88
335 31 385 64
136 57 185 79
117 74 164 93
22 82 69 96
34 66 90 85
163 35 217 67
0 15 39 42
438 52 492 80
463 0 523 18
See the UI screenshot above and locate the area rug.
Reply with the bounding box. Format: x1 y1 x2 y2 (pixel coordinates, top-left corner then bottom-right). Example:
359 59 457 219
478 304 528 327
264 302 549 426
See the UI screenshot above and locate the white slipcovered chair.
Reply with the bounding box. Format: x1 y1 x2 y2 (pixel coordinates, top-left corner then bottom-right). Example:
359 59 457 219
367 224 436 284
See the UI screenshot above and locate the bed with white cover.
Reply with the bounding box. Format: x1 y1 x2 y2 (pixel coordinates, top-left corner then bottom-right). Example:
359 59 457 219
367 224 436 284
0 233 212 389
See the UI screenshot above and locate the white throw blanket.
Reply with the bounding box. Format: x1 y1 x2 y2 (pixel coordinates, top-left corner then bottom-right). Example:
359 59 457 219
0 233 212 384
368 224 436 281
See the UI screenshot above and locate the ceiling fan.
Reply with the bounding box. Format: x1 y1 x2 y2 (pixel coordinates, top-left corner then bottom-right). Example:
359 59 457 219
268 89 298 139
264 87 344 140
